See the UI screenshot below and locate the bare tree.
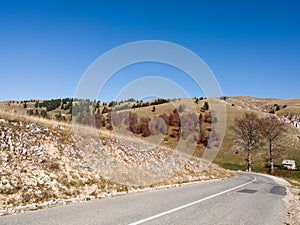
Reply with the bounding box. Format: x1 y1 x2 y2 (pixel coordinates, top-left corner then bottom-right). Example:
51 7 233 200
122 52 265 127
259 115 286 174
231 112 261 172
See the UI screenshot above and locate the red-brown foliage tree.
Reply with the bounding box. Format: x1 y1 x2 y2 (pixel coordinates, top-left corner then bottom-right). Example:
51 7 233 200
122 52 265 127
169 109 180 127
82 113 103 129
129 112 138 134
181 113 199 139
150 117 168 135
138 122 151 137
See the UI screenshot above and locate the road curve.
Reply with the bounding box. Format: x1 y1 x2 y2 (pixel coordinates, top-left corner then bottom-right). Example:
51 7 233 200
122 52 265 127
0 172 287 225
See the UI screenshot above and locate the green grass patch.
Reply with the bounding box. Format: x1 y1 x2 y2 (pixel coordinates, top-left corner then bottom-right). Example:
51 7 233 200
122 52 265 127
221 163 246 171
273 169 300 181
252 167 268 173
221 163 269 174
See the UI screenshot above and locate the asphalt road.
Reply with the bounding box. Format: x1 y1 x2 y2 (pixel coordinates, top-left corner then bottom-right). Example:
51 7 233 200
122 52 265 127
0 172 287 225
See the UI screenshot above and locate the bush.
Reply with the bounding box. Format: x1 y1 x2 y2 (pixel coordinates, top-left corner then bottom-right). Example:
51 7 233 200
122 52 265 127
178 104 185 113
40 110 48 118
27 109 34 116
49 162 60 170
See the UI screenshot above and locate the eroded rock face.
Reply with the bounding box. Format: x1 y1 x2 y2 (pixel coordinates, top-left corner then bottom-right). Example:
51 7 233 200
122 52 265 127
0 117 233 215
283 115 300 129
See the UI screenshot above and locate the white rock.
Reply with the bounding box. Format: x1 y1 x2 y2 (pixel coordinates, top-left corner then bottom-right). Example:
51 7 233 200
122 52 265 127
37 179 44 185
5 183 12 189
0 210 6 216
0 119 7 123
21 149 27 155
53 123 64 130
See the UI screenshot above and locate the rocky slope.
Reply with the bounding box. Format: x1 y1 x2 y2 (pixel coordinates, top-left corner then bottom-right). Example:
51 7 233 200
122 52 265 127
0 112 233 215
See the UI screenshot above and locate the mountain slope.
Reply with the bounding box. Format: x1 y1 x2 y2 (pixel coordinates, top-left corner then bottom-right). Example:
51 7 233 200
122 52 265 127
0 110 233 215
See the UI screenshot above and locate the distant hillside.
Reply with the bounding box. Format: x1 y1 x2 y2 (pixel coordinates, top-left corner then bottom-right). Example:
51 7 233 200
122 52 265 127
215 97 300 178
0 97 215 148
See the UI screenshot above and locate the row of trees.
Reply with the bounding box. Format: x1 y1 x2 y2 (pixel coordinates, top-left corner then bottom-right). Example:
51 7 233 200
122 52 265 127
27 109 48 118
231 112 286 174
37 99 62 112
100 109 213 145
131 98 170 109
78 107 213 144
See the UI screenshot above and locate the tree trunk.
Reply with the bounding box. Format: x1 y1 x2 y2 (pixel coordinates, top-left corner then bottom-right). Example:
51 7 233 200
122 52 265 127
247 144 252 172
269 139 274 174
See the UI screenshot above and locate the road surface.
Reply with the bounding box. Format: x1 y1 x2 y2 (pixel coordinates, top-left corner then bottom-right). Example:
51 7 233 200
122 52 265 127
0 172 287 225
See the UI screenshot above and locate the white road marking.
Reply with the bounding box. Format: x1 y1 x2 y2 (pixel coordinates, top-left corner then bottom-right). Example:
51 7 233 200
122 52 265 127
128 175 257 225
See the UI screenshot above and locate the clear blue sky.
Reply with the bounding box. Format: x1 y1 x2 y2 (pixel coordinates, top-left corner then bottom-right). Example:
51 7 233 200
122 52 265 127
0 0 299 101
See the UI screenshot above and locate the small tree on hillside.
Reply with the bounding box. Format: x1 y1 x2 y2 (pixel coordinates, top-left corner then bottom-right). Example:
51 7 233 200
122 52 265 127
204 101 209 111
27 109 34 116
259 115 286 174
178 104 185 113
231 112 261 172
201 101 209 112
152 106 156 112
102 117 106 127
40 110 48 119
102 106 108 114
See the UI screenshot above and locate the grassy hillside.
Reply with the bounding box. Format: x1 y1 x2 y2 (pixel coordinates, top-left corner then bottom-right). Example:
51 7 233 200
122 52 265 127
1 96 300 182
215 97 300 181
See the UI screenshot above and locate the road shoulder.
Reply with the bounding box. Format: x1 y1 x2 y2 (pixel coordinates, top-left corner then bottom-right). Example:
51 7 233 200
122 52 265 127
250 172 300 225
284 184 300 225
